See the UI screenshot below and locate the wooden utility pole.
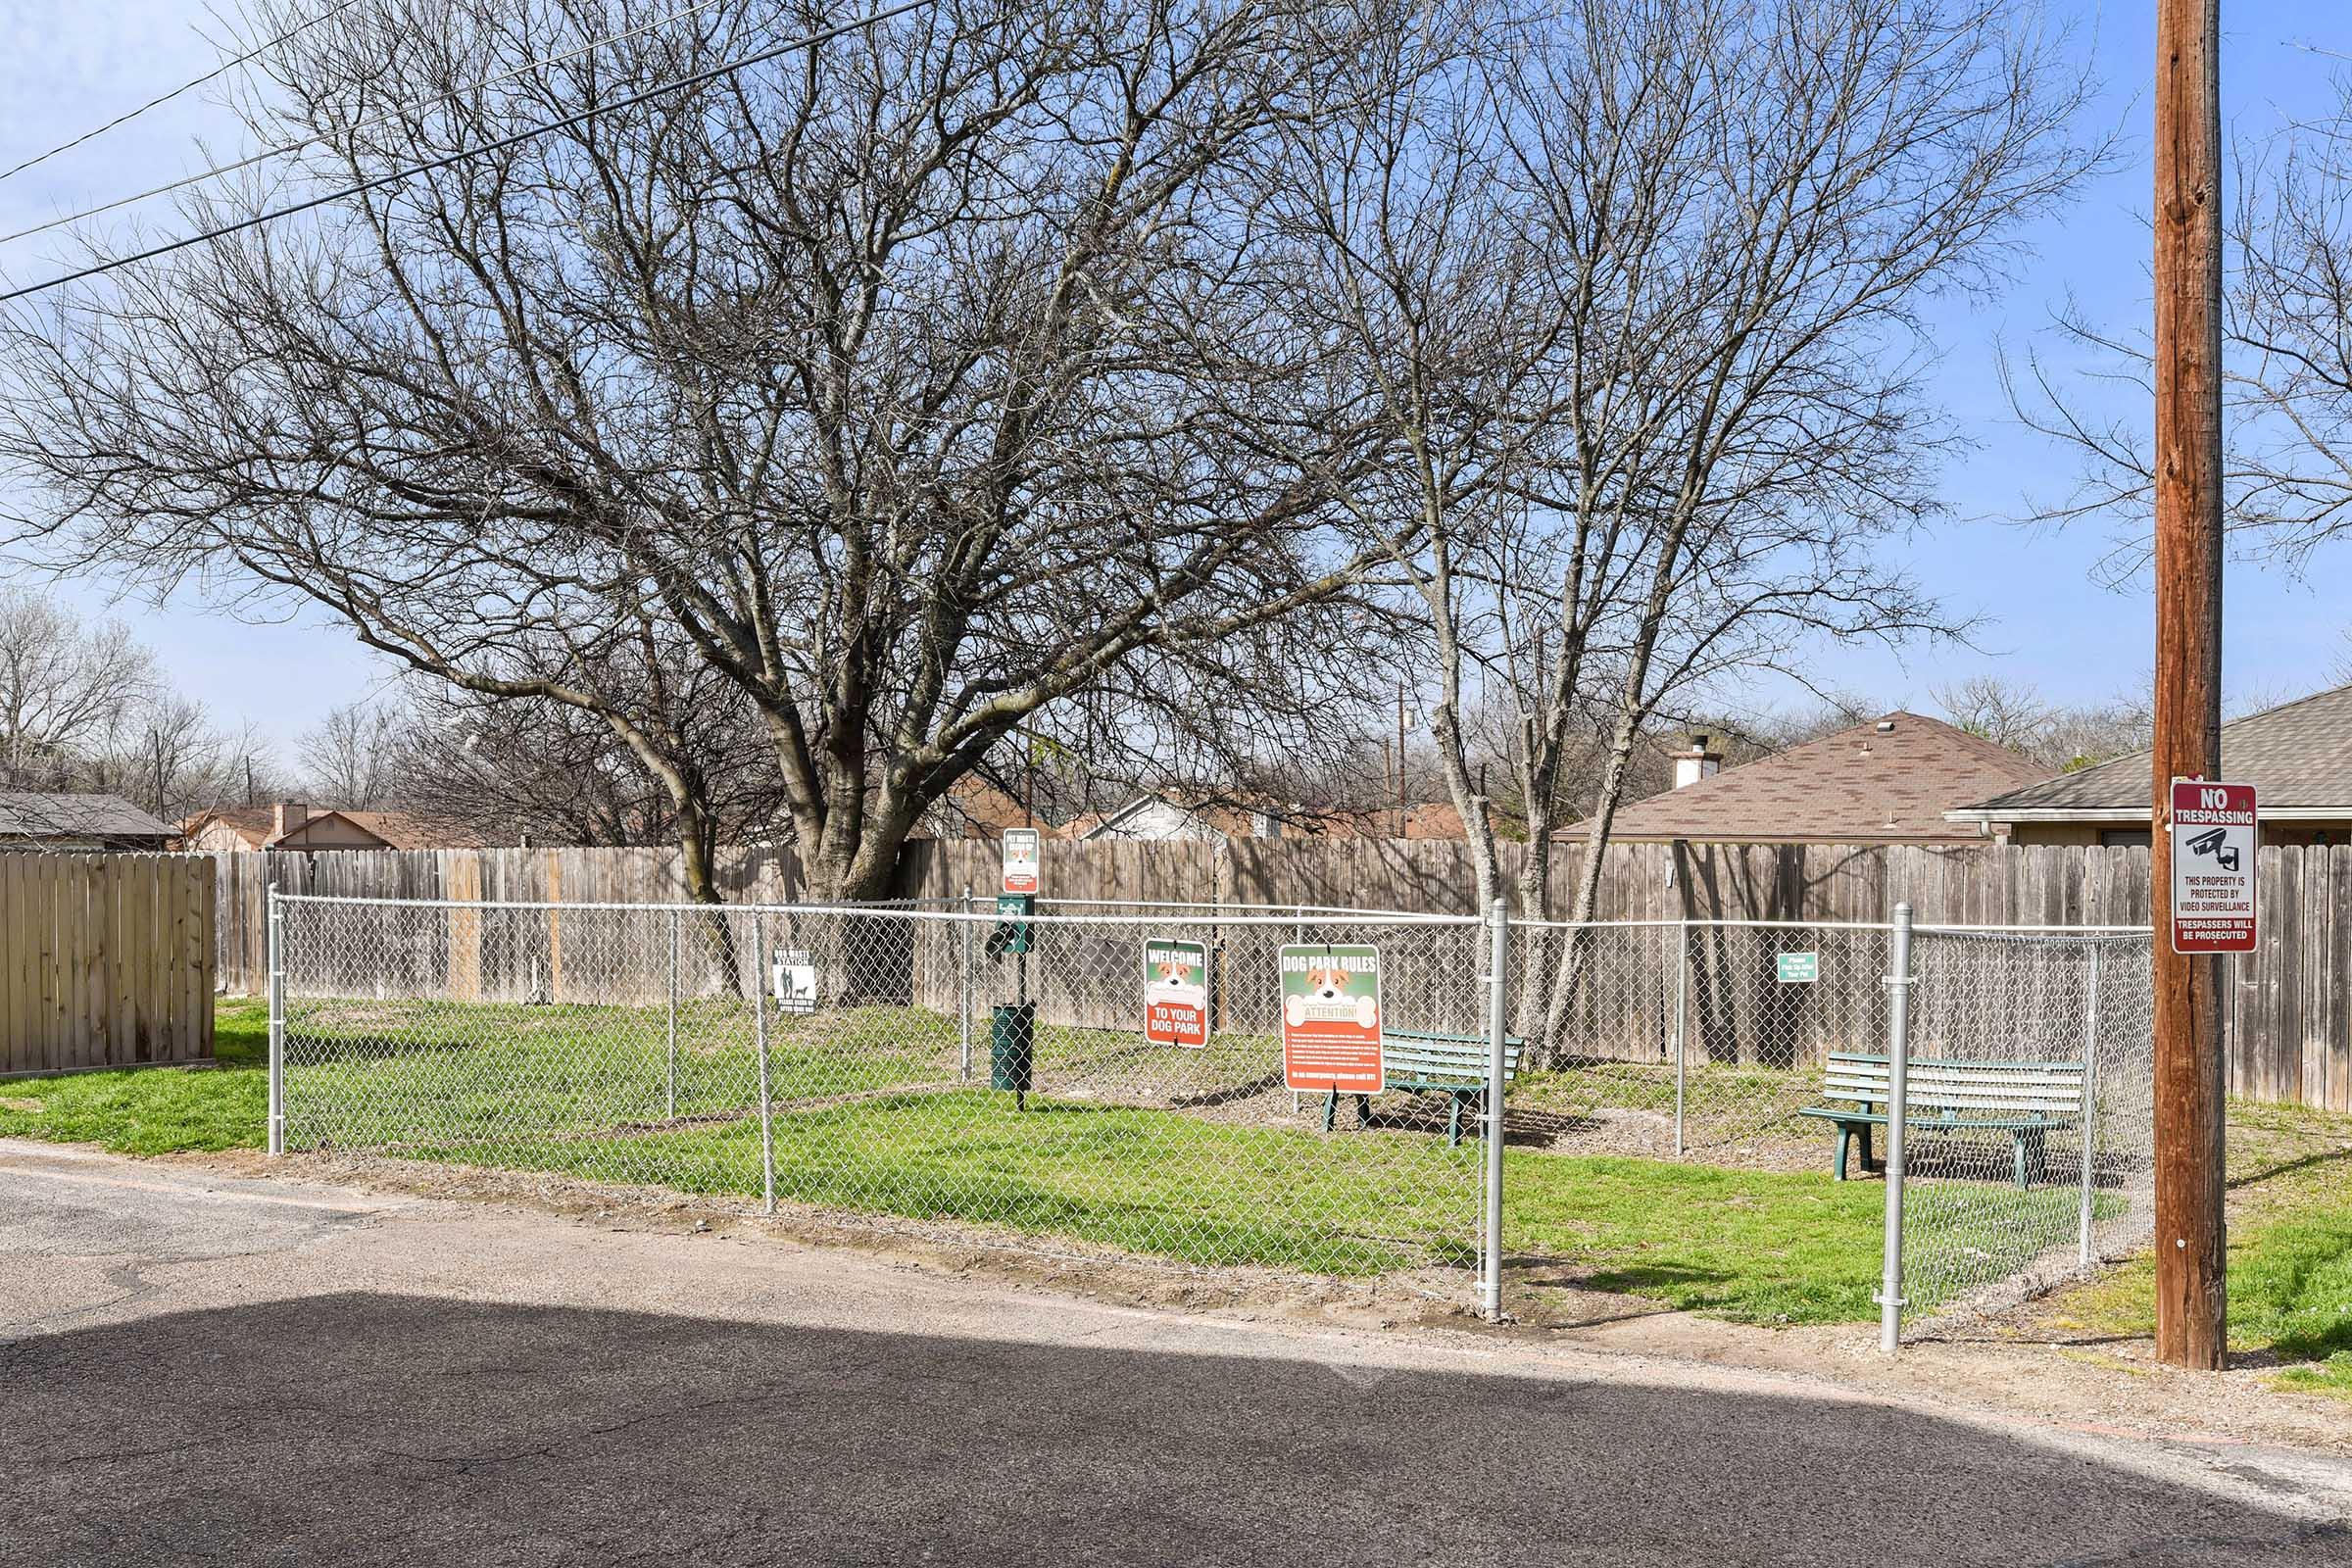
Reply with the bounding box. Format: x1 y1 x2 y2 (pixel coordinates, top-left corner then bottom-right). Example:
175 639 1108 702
2151 0 2228 1369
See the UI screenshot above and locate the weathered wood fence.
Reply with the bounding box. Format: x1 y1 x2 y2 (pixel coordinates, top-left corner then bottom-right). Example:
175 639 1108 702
203 839 2347 1110
1 854 215 1076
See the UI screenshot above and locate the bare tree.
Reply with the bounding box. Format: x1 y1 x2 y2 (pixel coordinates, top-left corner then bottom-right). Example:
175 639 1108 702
2009 74 2352 577
0 0 1401 904
299 701 406 808
0 585 159 789
1276 0 2096 980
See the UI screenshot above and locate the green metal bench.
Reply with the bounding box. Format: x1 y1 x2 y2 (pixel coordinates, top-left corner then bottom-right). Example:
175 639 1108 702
1318 1030 1525 1146
1799 1052 2085 1189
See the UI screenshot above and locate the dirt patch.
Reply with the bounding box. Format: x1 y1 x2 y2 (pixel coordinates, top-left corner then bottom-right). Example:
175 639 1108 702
160 1144 2350 1457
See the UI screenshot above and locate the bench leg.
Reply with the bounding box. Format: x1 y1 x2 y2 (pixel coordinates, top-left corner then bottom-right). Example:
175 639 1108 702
1859 1121 1874 1174
1322 1089 1338 1133
1447 1094 1464 1148
2015 1127 2048 1189
1834 1126 1852 1181
1355 1094 1374 1129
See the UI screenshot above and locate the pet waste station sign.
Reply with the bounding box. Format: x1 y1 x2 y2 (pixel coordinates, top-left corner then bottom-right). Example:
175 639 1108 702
1278 945 1383 1095
1143 939 1209 1049
1775 951 1819 984
2169 779 2257 955
1001 827 1040 896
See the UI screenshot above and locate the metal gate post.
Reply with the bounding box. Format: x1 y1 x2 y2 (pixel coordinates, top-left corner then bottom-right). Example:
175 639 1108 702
665 908 680 1119
1480 898 1509 1322
753 913 776 1215
1672 918 1690 1157
267 886 285 1157
1877 902 1916 1353
958 883 973 1081
2076 943 2105 1275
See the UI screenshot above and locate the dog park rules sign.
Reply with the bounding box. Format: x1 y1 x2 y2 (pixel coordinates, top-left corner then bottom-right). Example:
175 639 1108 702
1001 827 1040 896
2169 779 2258 955
1278 945 1384 1095
1143 939 1209 1049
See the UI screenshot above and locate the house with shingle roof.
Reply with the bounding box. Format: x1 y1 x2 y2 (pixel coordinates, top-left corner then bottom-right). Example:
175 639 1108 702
179 802 486 853
1946 682 2352 847
0 793 177 851
1574 712 2052 846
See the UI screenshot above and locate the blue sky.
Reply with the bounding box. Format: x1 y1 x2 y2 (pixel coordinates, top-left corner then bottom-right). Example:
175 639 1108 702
0 1 2347 759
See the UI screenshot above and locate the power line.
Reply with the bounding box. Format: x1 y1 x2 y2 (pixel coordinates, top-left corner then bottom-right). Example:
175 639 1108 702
0 0 370 187
0 0 765 253
0 0 929 308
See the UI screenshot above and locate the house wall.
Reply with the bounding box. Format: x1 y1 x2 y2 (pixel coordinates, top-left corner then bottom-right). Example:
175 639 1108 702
1084 799 1228 843
275 816 391 850
184 821 256 855
2005 820 2347 849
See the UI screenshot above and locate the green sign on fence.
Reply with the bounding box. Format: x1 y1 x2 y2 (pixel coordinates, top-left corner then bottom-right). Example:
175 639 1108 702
1776 951 1820 984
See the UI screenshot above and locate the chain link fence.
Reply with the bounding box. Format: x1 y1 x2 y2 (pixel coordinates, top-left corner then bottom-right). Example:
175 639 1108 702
1893 927 2156 1331
1506 919 1895 1160
270 894 1498 1282
265 892 2155 1329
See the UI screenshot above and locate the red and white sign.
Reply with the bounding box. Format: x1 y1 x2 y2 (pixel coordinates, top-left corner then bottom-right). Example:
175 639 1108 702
1278 944 1384 1095
2169 779 2258 955
1143 938 1208 1049
1001 827 1040 896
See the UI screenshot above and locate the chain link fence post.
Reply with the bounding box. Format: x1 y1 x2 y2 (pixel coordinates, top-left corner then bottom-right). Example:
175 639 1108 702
267 884 284 1157
1672 916 1690 1157
2077 942 2104 1275
753 912 775 1215
665 907 680 1119
958 883 973 1081
1481 897 1509 1322
1877 902 1915 1353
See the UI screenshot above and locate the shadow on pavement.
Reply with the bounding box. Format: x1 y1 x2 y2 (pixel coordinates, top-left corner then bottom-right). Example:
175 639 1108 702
2 1293 2342 1567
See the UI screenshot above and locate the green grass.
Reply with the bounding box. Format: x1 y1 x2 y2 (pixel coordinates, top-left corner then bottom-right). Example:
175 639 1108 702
0 995 2173 1332
1505 1154 1886 1323
0 998 270 1153
2050 1100 2352 1399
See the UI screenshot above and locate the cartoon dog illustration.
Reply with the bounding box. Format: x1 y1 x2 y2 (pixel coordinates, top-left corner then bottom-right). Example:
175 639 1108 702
1288 963 1379 1029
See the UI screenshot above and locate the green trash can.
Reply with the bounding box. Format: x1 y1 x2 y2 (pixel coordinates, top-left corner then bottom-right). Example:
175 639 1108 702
990 1004 1035 1097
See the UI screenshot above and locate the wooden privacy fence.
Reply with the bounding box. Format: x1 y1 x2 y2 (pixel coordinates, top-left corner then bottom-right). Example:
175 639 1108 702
204 839 2348 1110
1 854 215 1076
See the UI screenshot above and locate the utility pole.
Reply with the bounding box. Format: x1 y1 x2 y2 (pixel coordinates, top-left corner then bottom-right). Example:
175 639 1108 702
2151 0 2228 1369
1396 681 1407 838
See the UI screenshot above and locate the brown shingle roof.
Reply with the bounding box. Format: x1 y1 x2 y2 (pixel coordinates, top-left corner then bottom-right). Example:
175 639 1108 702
181 806 487 850
1575 712 2050 844
1952 681 2352 820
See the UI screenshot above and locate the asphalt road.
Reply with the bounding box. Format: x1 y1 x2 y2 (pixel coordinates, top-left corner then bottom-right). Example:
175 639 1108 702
2 1139 2346 1567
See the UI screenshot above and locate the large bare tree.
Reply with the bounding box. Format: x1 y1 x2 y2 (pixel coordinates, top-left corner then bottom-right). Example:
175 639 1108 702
0 0 1398 902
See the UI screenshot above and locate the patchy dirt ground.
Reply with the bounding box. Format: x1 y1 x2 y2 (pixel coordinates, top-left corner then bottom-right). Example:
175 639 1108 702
164 1144 2351 1462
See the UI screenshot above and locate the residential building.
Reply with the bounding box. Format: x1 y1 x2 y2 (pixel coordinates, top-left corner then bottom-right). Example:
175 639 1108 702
1946 682 2352 847
179 801 484 853
0 793 177 851
1574 714 2052 847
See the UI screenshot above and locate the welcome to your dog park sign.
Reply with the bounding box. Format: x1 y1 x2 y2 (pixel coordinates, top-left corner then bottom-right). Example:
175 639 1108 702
1278 945 1383 1095
1143 939 1209 1048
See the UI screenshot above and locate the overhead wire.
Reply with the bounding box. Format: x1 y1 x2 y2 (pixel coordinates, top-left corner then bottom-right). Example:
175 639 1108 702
0 0 931 307
0 0 787 252
0 0 370 186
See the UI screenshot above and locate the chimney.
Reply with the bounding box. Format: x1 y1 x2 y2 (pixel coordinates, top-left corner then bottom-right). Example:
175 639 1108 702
273 802 309 841
1672 733 1723 790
